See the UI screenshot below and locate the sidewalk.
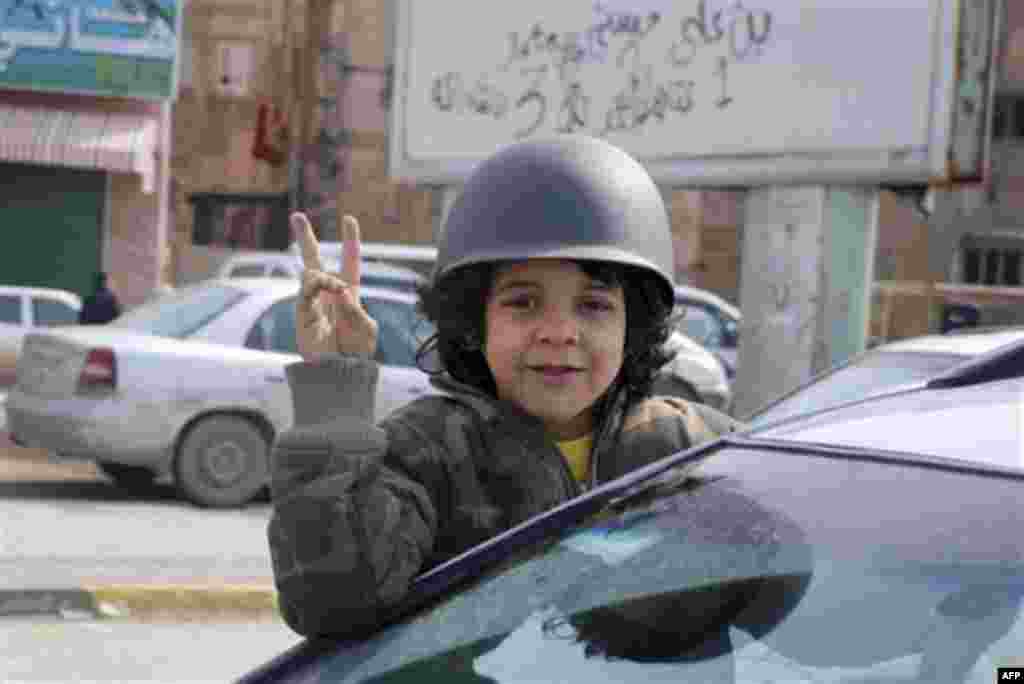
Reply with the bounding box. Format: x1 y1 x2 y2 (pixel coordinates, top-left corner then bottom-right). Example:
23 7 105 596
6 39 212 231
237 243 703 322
0 430 280 622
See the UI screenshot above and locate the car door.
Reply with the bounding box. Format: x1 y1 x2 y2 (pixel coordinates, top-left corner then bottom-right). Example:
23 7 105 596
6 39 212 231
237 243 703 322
361 296 434 418
246 294 432 423
242 296 303 430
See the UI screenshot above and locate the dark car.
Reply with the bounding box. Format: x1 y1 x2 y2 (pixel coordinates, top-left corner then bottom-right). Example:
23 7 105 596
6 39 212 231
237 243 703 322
239 340 1024 684
745 326 1024 427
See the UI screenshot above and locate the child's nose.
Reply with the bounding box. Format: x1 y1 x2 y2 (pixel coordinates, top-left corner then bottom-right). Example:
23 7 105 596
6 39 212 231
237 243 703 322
536 308 580 345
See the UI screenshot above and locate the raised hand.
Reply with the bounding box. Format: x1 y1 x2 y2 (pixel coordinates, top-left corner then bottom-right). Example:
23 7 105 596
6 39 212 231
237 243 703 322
292 212 379 360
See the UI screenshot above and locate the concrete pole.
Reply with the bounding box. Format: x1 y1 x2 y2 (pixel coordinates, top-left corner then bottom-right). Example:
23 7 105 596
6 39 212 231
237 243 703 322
732 186 879 419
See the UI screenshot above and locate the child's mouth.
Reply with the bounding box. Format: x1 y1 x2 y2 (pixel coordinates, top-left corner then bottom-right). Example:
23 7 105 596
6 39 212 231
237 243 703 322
529 365 583 380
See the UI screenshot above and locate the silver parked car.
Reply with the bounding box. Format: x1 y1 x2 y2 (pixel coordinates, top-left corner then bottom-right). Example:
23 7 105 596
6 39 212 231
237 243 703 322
673 285 741 379
656 330 732 413
0 285 81 385
216 251 426 294
6 279 729 508
6 279 435 508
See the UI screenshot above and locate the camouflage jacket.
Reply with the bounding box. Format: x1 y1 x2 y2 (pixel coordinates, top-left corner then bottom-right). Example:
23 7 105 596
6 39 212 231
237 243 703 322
267 354 743 638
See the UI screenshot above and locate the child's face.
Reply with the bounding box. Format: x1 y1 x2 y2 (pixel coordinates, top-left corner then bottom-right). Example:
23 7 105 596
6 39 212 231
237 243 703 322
484 259 626 440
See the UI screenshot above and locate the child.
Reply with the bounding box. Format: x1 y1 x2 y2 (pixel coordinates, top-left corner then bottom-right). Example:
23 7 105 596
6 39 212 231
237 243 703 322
268 135 744 638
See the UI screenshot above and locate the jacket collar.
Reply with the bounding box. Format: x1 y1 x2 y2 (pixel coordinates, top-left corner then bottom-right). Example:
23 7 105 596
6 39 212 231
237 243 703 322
429 372 631 474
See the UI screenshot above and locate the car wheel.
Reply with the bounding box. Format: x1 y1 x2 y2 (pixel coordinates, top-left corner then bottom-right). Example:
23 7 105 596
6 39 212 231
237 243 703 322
98 461 157 489
174 415 268 508
651 374 703 404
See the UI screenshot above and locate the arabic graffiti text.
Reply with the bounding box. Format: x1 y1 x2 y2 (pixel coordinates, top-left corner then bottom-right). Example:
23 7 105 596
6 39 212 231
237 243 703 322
428 1 774 139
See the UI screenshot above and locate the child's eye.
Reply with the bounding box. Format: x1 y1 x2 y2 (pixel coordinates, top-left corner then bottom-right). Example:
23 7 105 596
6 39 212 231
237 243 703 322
580 299 615 314
503 295 536 310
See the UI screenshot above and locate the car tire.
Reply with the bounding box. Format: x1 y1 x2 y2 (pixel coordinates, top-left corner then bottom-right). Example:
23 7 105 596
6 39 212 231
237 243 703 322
174 415 269 508
651 374 703 404
98 461 157 489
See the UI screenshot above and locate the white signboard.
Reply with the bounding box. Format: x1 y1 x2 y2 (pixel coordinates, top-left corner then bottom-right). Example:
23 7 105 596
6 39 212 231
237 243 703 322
389 0 994 186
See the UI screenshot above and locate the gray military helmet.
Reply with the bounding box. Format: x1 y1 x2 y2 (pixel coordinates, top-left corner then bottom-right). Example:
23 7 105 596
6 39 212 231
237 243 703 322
433 135 676 308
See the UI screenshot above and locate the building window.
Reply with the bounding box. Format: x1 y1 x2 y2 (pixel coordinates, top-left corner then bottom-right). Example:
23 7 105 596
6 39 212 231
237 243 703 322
992 93 1024 140
188 193 290 251
963 248 981 283
1005 251 1022 286
985 249 1001 284
961 244 1024 286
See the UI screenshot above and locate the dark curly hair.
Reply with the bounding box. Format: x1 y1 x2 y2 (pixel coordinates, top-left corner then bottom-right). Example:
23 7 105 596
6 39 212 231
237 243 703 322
414 259 674 415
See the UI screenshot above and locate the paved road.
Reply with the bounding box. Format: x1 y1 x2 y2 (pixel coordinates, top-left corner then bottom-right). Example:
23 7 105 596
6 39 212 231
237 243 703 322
0 470 274 591
0 426 308 683
1 616 303 683
0 429 275 592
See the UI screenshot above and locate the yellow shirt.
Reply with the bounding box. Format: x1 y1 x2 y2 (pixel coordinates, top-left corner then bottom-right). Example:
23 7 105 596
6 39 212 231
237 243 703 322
556 433 594 484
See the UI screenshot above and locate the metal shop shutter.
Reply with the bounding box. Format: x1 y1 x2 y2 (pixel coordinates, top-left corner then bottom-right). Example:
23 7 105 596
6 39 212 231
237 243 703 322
0 162 103 298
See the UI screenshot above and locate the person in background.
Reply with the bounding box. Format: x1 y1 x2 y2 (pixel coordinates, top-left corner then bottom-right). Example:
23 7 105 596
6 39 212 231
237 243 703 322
78 272 122 325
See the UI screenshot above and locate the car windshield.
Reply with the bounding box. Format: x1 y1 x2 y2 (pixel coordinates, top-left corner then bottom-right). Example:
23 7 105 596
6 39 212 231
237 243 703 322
244 442 1024 684
747 350 966 427
110 283 249 339
672 300 739 349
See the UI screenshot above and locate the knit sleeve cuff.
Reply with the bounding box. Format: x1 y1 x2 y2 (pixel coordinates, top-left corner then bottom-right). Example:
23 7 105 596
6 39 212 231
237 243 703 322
285 354 378 426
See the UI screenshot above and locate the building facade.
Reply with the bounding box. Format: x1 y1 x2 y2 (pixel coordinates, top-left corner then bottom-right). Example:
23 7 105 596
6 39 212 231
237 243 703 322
171 0 435 286
0 0 178 308
938 0 1024 288
171 0 746 296
173 0 1023 338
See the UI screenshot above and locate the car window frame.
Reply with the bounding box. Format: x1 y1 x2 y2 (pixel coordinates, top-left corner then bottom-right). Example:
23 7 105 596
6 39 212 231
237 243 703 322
242 293 433 366
244 296 299 354
673 300 726 348
361 295 434 367
0 293 24 325
31 296 79 327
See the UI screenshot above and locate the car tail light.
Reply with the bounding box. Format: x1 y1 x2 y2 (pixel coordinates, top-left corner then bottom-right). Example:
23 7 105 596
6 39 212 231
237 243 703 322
78 348 117 391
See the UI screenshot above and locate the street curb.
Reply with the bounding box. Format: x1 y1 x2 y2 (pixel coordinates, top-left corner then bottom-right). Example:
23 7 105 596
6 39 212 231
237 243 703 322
0 584 279 621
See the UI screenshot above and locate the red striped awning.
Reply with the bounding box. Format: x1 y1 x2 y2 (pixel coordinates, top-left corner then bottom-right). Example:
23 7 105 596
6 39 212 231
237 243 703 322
0 104 158 193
